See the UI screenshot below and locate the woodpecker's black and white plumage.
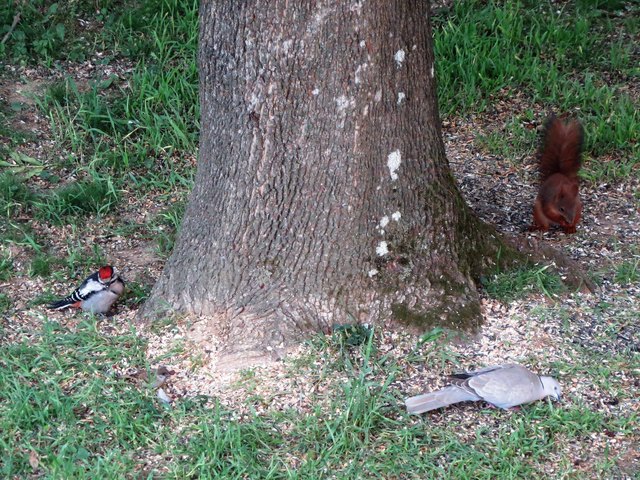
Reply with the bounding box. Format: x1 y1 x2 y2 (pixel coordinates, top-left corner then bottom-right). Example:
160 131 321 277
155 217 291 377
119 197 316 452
48 265 125 314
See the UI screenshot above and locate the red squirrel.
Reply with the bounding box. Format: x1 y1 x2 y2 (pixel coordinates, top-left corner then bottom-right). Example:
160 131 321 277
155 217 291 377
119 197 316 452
531 115 583 234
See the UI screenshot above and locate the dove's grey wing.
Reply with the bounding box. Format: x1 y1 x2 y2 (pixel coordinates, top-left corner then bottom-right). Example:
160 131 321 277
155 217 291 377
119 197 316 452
405 385 481 414
450 363 520 379
466 364 545 409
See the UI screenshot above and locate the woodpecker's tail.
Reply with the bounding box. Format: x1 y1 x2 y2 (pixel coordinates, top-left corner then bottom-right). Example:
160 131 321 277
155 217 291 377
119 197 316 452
48 293 81 310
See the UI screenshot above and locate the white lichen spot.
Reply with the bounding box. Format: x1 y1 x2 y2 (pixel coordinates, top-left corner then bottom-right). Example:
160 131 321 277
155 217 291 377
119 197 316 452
376 241 389 256
412 44 417 50
379 216 390 228
335 96 355 129
335 95 354 112
359 40 366 48
430 64 435 78
350 0 364 14
374 89 382 102
312 88 320 96
282 39 293 54
355 63 368 85
376 185 382 191
249 92 260 110
394 49 405 67
368 268 379 277
387 150 401 180
397 92 405 105
309 7 331 35
362 104 369 116
391 211 402 221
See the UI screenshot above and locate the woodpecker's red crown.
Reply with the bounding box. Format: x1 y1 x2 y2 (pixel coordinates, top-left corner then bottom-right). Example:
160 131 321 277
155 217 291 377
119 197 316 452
98 265 115 281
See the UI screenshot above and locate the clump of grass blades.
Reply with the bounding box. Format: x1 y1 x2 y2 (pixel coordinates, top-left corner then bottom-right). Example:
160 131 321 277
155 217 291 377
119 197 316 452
0 173 34 218
0 321 629 478
482 263 566 301
0 293 11 313
0 320 155 477
155 200 186 256
29 253 61 278
613 259 639 286
0 254 13 281
35 0 199 185
35 176 119 225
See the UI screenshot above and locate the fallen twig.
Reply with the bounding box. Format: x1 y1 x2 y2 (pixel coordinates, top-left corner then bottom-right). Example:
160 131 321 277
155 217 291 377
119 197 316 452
1 12 22 45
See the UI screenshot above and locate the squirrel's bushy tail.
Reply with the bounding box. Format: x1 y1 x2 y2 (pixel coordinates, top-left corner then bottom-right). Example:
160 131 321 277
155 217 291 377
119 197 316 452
539 115 583 181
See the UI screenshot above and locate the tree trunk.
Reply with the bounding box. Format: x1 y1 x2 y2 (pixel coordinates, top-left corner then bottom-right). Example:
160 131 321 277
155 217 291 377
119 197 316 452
141 0 502 369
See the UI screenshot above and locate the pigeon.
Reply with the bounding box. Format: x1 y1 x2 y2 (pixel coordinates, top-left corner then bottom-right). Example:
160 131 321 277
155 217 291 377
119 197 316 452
405 363 562 414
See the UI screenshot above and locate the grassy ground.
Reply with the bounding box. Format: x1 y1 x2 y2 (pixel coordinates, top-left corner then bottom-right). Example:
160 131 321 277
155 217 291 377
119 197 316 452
1 0 638 478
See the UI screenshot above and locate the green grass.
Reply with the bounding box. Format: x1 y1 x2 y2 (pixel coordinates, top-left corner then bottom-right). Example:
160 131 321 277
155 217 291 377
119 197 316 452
0 1 142 64
154 200 187 257
62 241 105 271
482 263 567 301
1 1 638 478
0 221 41 253
433 0 639 179
613 259 640 285
0 320 155 477
123 281 152 307
0 292 11 313
476 110 538 162
0 172 34 218
28 291 60 307
534 301 639 359
34 175 120 225
0 323 633 478
29 253 61 278
34 0 198 193
0 252 13 280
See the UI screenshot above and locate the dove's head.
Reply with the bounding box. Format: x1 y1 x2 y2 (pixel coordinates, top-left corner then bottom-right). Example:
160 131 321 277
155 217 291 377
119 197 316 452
540 376 562 402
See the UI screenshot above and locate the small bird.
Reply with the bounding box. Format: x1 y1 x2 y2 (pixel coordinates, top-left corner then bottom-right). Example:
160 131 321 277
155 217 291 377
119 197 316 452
48 265 125 314
405 364 562 414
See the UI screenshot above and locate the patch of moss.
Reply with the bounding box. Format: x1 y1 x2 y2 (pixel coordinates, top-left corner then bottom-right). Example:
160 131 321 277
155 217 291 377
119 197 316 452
392 295 481 331
391 303 433 328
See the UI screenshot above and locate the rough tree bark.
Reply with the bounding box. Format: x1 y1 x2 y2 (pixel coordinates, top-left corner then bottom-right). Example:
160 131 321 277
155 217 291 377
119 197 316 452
141 0 503 368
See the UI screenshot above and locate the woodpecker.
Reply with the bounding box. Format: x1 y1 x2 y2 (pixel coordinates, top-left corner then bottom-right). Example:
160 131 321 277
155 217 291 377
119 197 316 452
48 265 125 314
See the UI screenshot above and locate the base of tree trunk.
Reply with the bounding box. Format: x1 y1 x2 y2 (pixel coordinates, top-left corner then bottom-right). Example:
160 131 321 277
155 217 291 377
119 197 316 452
139 225 594 371
140 218 508 370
